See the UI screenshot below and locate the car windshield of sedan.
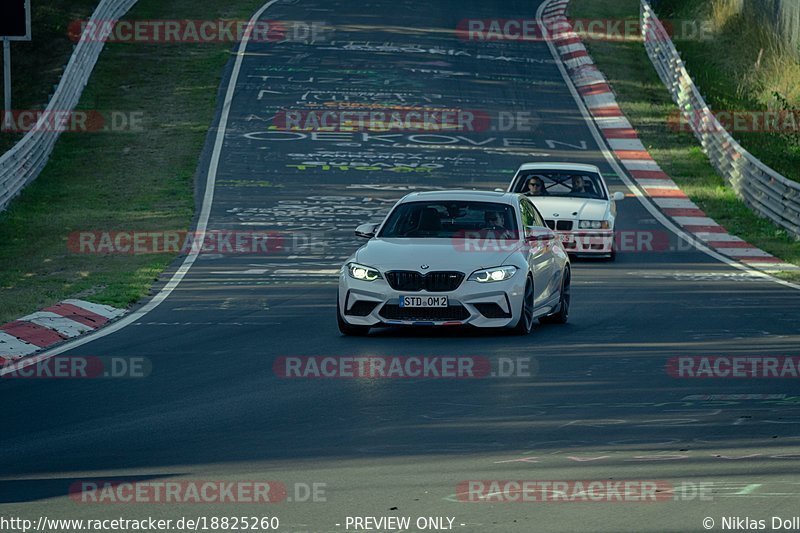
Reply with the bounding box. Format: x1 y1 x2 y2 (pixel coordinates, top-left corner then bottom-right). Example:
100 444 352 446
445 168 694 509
378 201 519 238
517 170 606 200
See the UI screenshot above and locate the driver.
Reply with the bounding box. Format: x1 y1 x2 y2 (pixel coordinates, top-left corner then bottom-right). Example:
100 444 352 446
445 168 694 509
484 211 506 229
484 211 514 239
526 175 548 196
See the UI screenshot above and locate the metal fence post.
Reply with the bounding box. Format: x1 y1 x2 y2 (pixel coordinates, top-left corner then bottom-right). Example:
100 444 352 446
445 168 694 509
2 38 11 131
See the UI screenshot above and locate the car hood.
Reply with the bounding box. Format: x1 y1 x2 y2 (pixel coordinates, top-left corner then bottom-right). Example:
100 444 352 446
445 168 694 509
355 238 520 272
528 197 610 221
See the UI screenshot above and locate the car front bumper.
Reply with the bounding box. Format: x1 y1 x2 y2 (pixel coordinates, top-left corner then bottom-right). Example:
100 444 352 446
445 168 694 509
338 272 526 328
558 230 614 256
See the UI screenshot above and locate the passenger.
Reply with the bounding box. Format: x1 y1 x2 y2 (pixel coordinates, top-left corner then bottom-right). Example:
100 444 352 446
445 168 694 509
571 175 596 196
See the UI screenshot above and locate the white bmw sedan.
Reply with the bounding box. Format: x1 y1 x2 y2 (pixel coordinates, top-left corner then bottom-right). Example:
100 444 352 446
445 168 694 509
337 191 571 336
508 163 625 260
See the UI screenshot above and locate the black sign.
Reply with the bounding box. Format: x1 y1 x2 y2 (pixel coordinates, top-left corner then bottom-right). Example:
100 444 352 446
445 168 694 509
1 0 30 39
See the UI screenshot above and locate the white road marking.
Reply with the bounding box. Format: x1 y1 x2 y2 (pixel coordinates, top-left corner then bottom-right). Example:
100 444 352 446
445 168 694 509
0 332 38 357
20 312 93 338
63 299 125 320
748 262 800 271
210 269 269 275
673 216 720 227
558 43 585 55
718 248 773 258
564 55 594 70
595 116 633 129
694 232 745 243
622 159 662 171
636 179 681 189
607 138 647 151
653 198 699 209
570 67 606 87
582 91 617 108
273 269 340 276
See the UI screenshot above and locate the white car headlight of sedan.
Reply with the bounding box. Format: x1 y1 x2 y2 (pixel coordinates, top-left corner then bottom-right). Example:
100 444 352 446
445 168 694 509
468 266 518 283
578 220 610 229
347 262 381 282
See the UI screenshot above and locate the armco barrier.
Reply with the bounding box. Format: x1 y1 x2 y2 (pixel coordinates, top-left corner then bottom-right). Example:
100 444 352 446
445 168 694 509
0 0 139 212
640 0 800 239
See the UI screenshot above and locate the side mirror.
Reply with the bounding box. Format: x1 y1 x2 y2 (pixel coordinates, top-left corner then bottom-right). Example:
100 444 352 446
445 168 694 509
355 223 378 239
525 227 556 242
613 191 625 201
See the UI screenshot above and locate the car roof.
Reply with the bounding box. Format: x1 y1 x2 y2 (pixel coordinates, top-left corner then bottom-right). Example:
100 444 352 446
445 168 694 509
399 190 520 205
517 162 602 173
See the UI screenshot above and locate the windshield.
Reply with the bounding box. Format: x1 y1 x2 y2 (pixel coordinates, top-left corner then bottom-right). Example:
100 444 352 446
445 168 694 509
378 201 519 238
516 170 607 200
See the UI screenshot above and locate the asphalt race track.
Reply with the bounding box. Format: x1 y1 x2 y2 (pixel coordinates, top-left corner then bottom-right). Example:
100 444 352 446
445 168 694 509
2 0 800 531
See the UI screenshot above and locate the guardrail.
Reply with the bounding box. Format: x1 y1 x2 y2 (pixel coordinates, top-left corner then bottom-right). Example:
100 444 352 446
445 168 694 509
0 0 138 212
640 0 800 239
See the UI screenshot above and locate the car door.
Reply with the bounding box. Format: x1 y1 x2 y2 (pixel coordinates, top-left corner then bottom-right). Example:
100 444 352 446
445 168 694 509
520 198 557 305
530 199 562 303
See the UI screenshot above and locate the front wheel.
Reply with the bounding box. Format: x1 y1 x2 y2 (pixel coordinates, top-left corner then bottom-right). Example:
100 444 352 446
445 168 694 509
511 277 535 335
337 296 371 336
540 267 570 325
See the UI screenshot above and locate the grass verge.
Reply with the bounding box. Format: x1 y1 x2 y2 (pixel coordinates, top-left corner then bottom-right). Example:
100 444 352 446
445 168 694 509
0 0 98 153
657 0 800 184
0 0 263 324
568 0 800 275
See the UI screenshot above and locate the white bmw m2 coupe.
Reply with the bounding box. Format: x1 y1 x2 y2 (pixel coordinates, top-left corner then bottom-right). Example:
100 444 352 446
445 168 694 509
337 191 571 336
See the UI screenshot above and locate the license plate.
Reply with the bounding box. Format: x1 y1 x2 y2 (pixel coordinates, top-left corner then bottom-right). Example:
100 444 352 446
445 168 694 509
559 233 575 244
399 296 448 308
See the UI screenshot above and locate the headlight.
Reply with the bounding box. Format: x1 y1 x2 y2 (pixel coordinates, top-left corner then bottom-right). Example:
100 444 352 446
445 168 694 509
468 266 518 283
347 263 381 281
578 220 610 229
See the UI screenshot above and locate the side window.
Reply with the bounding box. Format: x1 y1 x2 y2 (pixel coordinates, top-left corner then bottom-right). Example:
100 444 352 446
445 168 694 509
520 199 534 228
512 173 523 193
521 199 544 228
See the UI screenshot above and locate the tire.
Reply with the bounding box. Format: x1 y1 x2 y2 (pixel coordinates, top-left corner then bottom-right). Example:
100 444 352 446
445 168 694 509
511 277 535 335
337 296 371 336
540 267 571 325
